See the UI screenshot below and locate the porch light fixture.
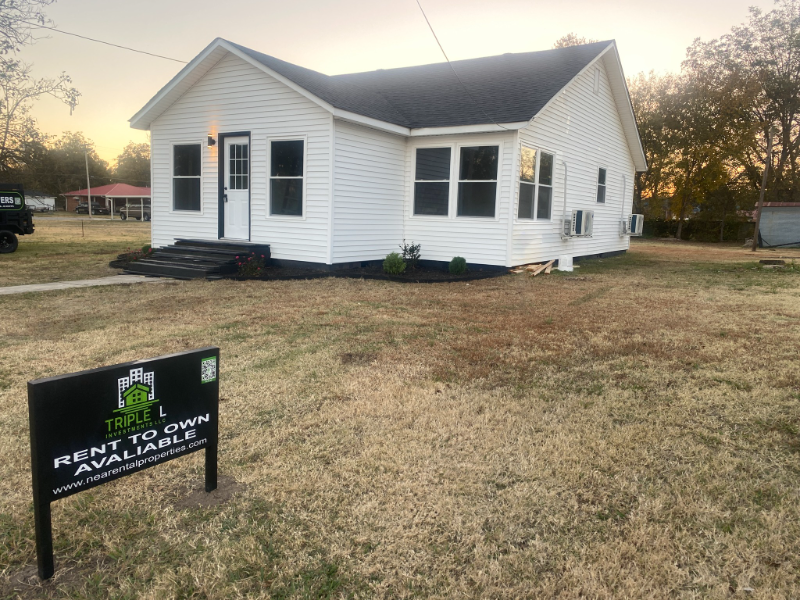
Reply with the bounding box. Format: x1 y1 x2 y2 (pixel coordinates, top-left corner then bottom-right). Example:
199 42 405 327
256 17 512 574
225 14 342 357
207 134 216 147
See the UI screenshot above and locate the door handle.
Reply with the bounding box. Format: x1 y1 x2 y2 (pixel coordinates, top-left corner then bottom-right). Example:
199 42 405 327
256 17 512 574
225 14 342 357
223 194 228 203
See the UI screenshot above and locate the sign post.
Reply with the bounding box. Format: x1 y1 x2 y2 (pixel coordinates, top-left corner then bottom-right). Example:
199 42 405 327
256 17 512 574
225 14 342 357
27 347 220 580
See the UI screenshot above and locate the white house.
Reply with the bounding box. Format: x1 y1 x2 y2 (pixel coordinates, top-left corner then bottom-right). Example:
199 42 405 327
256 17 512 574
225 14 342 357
130 38 647 269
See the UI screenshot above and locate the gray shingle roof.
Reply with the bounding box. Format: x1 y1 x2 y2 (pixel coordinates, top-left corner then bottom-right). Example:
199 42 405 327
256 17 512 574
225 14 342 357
228 40 612 129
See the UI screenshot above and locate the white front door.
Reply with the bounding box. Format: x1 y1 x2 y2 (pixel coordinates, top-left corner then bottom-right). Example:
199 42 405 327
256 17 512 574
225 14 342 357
223 136 250 240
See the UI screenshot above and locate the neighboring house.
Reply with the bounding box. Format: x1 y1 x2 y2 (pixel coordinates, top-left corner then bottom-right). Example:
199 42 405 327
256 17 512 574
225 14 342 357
130 38 647 268
64 183 151 213
759 203 800 248
25 190 56 211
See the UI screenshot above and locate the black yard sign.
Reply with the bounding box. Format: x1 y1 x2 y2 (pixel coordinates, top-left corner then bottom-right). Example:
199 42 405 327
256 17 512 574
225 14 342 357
27 347 220 580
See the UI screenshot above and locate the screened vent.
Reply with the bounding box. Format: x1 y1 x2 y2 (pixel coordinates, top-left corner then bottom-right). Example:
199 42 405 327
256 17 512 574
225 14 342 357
564 210 594 237
621 214 644 236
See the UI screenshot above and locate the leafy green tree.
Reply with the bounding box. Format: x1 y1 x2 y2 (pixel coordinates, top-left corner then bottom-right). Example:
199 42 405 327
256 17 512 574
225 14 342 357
113 142 150 186
38 132 111 197
685 0 800 202
629 72 678 218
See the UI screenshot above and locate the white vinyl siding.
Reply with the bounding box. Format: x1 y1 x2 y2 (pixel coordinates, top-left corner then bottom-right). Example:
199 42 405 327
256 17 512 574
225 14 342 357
149 52 331 262
404 132 515 266
511 55 636 266
331 120 406 263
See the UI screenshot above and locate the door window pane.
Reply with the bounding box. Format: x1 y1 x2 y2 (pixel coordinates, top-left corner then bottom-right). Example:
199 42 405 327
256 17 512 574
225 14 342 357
414 182 449 215
458 182 497 217
271 140 304 177
518 183 534 219
229 144 249 190
537 185 552 219
459 146 498 180
174 144 201 177
271 179 303 216
520 147 536 183
416 148 451 180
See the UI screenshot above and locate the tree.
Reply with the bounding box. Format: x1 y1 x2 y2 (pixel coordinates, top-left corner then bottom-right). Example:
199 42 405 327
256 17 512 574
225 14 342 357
0 0 54 54
553 33 599 48
113 142 150 186
38 132 111 197
685 0 800 202
629 72 678 218
0 0 79 181
0 58 79 177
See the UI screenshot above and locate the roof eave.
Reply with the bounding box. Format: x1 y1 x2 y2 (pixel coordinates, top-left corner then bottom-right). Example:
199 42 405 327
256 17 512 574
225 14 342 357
525 41 647 173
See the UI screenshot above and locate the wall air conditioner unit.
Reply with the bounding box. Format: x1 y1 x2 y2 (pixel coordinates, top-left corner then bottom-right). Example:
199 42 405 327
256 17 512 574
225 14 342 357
621 214 644 236
563 209 594 237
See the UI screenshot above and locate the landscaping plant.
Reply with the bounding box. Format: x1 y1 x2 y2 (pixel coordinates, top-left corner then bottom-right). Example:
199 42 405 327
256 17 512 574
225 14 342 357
122 246 153 264
236 251 266 277
383 251 406 275
399 240 421 269
449 256 467 275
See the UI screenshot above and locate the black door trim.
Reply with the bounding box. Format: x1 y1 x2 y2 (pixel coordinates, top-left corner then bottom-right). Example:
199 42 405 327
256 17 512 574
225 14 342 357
217 131 251 240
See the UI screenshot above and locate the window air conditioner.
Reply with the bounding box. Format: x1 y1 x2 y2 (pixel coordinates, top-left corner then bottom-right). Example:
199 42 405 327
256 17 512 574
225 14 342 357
621 214 644 236
563 209 594 237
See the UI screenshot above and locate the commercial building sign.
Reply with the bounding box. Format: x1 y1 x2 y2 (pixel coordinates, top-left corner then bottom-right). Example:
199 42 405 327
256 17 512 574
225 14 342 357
28 348 220 580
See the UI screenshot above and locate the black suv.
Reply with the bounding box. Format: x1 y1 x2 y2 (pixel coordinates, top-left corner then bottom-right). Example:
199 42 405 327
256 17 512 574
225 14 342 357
75 202 110 215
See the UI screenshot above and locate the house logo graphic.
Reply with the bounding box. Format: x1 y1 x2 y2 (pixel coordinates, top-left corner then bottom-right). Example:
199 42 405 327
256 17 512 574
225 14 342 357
105 368 163 438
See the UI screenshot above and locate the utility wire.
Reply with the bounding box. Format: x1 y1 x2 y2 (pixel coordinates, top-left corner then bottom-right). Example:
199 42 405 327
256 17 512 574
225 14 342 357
21 21 187 64
413 0 509 131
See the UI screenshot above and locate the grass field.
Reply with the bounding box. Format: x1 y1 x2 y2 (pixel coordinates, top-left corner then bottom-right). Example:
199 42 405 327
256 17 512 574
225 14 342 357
1 237 799 599
1 215 150 286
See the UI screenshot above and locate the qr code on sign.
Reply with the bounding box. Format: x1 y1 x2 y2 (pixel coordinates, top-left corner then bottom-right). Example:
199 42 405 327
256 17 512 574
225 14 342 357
201 357 217 383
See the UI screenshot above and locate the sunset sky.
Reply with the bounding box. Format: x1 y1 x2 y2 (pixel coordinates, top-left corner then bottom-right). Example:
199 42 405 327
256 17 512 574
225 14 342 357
19 0 777 163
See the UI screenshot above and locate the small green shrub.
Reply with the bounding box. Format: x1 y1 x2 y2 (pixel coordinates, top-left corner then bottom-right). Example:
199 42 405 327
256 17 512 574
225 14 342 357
399 239 421 269
237 251 267 277
383 252 407 275
449 256 467 275
141 244 152 254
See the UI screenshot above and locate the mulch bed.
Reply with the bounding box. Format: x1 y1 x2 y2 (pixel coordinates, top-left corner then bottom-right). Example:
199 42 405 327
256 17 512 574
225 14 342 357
228 264 507 283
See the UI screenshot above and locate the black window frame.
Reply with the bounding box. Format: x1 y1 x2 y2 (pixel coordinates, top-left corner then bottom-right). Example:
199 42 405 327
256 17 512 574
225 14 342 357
456 145 499 218
172 143 202 212
596 167 607 204
413 146 452 217
269 138 305 217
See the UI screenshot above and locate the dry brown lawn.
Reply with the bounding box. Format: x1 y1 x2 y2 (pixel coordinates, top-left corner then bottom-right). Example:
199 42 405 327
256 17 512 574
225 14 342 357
1 215 150 286
1 240 799 599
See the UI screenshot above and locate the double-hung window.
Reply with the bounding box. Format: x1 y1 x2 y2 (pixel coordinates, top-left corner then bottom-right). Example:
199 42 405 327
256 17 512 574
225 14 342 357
596 168 607 203
517 147 553 220
173 144 201 212
414 147 451 216
270 140 304 216
457 146 499 217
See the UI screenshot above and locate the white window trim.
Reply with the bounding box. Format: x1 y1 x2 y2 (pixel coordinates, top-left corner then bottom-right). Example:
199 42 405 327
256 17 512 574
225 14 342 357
169 140 204 215
455 141 503 220
410 143 455 219
514 143 556 223
596 166 608 204
266 134 308 221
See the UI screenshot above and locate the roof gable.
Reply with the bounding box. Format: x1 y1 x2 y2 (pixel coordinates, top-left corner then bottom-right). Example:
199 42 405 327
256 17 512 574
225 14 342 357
331 42 613 128
131 39 646 170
